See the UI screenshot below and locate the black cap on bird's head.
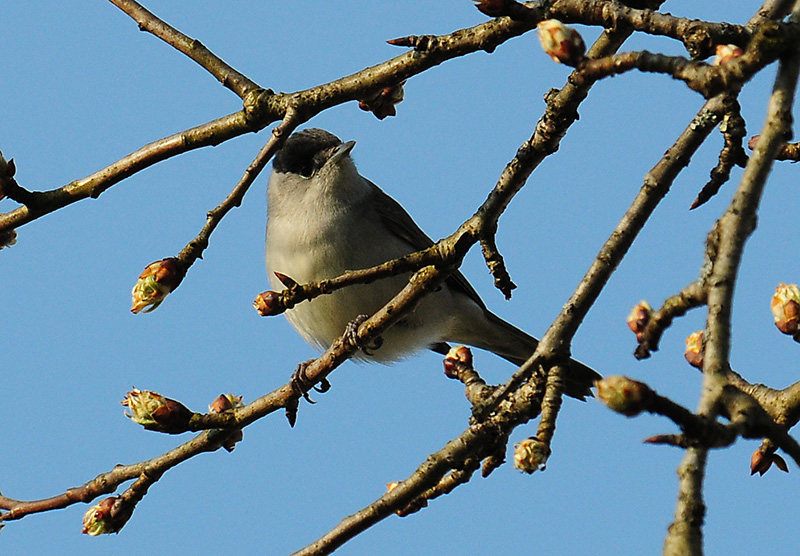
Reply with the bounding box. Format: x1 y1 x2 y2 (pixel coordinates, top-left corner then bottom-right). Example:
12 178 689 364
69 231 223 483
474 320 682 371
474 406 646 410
272 129 354 178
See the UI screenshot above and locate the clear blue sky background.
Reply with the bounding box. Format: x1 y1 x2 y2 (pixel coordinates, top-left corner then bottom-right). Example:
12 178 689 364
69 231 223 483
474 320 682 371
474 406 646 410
3 2 799 555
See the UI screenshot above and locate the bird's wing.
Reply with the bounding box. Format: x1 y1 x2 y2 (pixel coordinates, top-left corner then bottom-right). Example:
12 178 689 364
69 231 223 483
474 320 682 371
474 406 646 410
367 179 487 310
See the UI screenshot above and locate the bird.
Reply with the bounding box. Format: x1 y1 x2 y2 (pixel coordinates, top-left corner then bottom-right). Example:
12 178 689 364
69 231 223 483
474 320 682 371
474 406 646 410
265 128 599 399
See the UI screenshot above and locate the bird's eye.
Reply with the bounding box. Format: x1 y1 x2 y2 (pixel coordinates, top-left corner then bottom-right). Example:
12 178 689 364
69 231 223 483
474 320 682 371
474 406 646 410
297 162 315 178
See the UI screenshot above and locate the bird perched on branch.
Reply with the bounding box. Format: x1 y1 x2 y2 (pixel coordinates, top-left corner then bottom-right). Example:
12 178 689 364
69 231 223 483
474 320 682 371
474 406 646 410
265 128 599 399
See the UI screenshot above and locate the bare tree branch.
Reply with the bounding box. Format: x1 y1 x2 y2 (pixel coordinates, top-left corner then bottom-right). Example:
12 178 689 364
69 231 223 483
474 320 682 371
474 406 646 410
5 1 800 553
108 0 260 98
663 12 800 552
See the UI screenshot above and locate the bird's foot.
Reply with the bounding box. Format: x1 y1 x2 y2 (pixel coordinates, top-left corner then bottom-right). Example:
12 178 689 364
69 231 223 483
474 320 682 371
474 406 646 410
291 359 331 404
344 314 384 355
285 359 331 427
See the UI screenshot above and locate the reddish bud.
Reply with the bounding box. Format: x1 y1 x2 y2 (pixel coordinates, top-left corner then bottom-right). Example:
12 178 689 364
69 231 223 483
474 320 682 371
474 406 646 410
208 394 244 451
209 393 244 413
82 496 132 536
253 290 286 316
513 436 550 474
387 37 413 47
771 283 800 337
443 345 473 379
773 454 789 473
751 447 789 476
627 300 653 341
472 0 516 17
537 20 586 65
713 44 744 66
358 81 406 120
273 271 298 288
684 330 705 369
130 257 185 314
643 434 675 445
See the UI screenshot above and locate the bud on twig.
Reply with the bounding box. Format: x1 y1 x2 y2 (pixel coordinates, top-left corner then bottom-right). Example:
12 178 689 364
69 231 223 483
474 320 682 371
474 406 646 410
471 0 517 17
0 150 11 176
513 436 550 473
684 330 705 369
627 300 653 341
443 345 473 379
595 376 652 417
0 150 9 201
771 283 800 339
386 481 427 516
713 44 744 66
130 257 185 314
209 393 244 413
272 271 296 288
750 446 789 476
0 229 17 250
0 150 16 200
209 393 245 451
121 388 193 433
82 496 132 536
253 290 286 316
537 20 586 65
358 81 405 120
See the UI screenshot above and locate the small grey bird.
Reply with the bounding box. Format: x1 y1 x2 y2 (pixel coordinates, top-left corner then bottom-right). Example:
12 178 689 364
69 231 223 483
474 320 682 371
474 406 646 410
265 128 599 399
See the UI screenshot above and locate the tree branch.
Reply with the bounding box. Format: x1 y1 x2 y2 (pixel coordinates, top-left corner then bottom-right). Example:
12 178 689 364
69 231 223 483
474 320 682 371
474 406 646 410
108 0 261 98
663 16 800 553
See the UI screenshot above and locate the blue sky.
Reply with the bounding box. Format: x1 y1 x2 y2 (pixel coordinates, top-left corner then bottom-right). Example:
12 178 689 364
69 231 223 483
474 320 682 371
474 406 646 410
3 2 799 555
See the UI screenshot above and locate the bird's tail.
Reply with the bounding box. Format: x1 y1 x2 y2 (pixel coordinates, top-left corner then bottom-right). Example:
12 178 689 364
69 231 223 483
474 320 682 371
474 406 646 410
460 310 601 401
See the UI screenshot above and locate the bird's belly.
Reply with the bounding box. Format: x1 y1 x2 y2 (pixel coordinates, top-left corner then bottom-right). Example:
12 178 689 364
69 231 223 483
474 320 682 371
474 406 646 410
267 245 451 362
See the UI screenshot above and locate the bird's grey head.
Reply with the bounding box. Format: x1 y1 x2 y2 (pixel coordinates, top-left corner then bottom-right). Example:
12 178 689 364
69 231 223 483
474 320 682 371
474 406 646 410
272 129 355 178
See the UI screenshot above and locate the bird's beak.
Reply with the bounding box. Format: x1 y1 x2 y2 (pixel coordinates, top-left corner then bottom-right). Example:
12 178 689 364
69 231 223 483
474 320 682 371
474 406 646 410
329 140 356 165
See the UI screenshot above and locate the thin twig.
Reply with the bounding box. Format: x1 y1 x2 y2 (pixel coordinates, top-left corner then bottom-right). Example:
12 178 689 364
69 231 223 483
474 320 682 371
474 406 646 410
107 0 261 98
176 116 301 268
